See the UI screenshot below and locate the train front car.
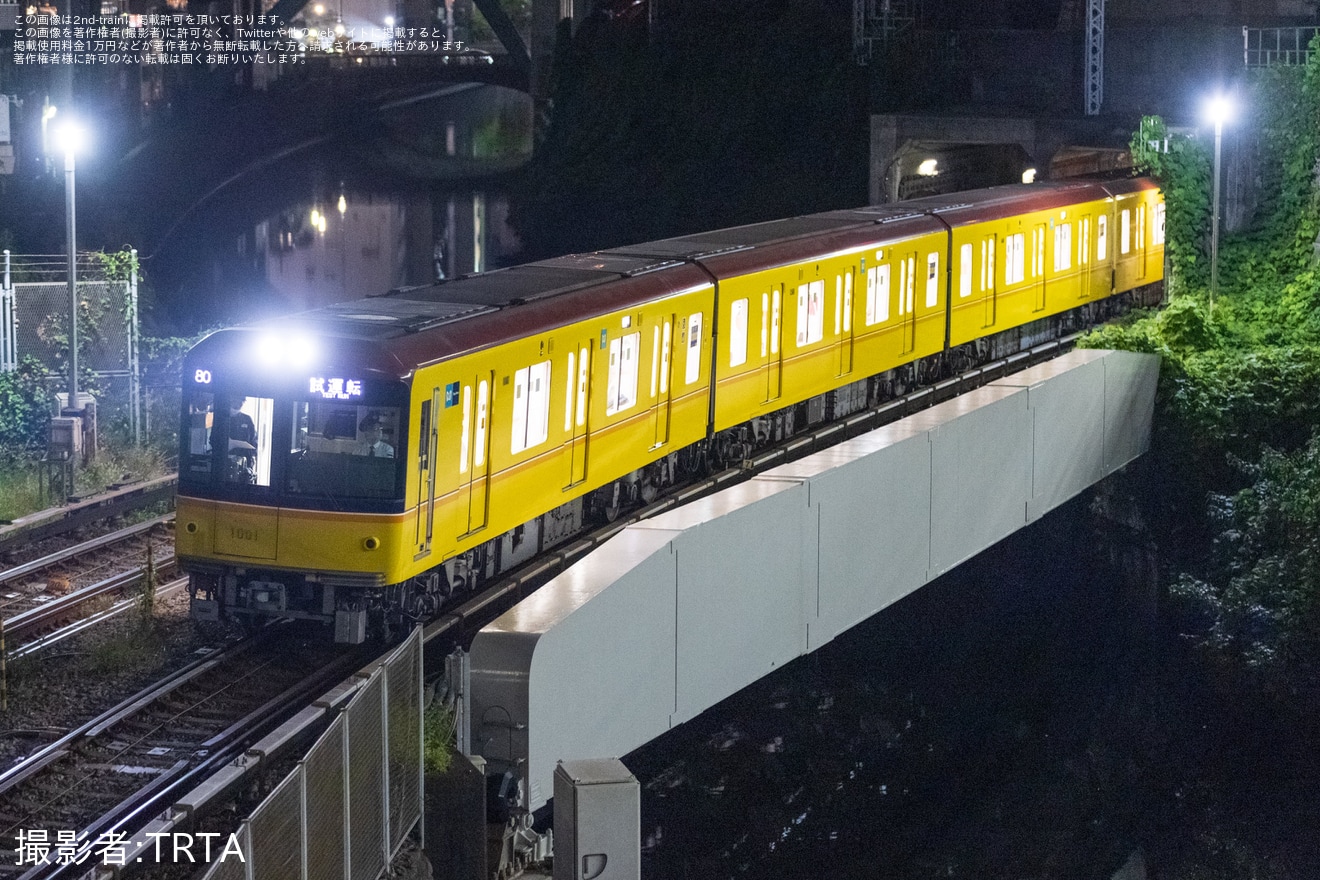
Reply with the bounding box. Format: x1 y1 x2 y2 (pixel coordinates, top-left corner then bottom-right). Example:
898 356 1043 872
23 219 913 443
176 326 413 644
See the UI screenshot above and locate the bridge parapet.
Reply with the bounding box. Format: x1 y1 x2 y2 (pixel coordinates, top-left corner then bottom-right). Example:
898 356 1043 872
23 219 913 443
469 349 1160 812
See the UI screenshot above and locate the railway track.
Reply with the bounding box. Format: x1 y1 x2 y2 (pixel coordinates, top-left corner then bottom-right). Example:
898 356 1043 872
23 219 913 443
0 517 177 659
0 625 367 879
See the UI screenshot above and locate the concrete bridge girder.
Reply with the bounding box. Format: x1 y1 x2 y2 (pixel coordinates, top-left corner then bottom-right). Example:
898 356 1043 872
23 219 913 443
469 348 1160 813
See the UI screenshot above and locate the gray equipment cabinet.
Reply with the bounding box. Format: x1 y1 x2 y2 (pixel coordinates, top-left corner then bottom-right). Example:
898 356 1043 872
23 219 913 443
552 758 639 880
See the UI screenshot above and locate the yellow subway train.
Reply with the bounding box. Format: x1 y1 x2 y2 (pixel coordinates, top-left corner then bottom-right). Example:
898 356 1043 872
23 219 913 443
176 177 1164 642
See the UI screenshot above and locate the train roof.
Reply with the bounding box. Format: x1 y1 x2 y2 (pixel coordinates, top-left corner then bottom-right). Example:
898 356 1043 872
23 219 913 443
188 176 1158 380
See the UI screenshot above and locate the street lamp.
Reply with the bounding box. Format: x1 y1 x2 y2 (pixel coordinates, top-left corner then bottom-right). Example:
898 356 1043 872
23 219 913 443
54 119 84 409
1206 95 1232 314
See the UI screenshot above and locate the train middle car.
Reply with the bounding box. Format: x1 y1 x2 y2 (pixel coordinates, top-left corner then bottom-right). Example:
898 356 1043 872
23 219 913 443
175 177 1163 642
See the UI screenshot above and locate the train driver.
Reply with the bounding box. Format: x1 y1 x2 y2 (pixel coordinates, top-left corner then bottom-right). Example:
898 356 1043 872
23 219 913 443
358 413 394 458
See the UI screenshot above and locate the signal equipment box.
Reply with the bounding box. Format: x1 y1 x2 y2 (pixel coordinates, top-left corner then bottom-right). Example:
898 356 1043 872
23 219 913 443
553 758 639 880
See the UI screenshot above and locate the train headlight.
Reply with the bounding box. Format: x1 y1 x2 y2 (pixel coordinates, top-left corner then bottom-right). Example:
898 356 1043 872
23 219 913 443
363 536 380 551
185 521 199 533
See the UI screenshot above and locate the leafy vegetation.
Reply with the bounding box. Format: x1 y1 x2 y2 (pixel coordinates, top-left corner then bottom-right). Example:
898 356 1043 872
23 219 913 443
423 701 457 774
1082 34 1320 759
0 356 55 459
1072 38 1320 880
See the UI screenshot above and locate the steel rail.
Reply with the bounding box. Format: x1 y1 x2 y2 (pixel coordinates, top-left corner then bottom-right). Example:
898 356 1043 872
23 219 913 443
1 557 179 655
0 515 173 588
0 476 176 557
6 577 189 662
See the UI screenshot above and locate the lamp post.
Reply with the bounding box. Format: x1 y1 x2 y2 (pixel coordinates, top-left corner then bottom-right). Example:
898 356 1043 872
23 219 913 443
56 120 83 409
1207 96 1231 314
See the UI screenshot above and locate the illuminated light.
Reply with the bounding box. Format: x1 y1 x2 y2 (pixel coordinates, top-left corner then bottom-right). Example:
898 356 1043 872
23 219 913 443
308 27 318 38
1022 168 1037 184
384 15 394 26
337 194 347 214
287 336 316 367
316 214 327 234
334 21 345 35
43 104 58 122
313 2 324 13
54 120 86 160
309 377 364 399
1206 95 1232 127
916 159 939 177
255 334 283 366
310 208 321 228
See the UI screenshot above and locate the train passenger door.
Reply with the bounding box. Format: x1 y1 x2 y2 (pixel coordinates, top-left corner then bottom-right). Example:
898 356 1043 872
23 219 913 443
415 389 440 558
899 252 917 354
836 270 854 377
652 316 674 447
565 342 591 488
982 235 998 327
458 374 491 537
1033 223 1048 312
763 286 783 403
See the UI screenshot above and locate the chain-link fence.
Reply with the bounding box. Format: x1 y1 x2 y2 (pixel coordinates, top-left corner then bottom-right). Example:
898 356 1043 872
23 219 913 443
1 249 141 445
198 628 424 880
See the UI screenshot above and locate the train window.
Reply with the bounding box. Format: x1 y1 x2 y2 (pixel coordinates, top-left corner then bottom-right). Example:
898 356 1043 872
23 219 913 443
926 253 939 308
903 255 915 314
577 346 590 425
1120 210 1132 255
607 333 641 415
418 400 431 471
475 381 489 468
460 386 471 473
769 293 780 356
660 322 671 395
796 281 824 347
287 401 401 500
1153 203 1166 245
980 238 996 292
1137 204 1146 248
685 315 702 385
565 351 576 432
1079 218 1091 266
1032 227 1046 278
866 266 889 326
834 278 844 336
730 298 748 368
1054 224 1072 272
184 391 215 479
1006 234 1025 285
512 361 551 452
224 396 273 487
761 293 770 357
959 244 973 298
1098 215 1108 260
651 327 661 396
843 272 852 333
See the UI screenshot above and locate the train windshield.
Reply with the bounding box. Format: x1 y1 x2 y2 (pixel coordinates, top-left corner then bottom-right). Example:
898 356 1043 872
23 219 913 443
285 399 402 501
181 387 405 507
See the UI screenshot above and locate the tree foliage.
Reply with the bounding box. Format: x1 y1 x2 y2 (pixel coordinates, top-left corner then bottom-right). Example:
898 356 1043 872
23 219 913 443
0 357 54 458
1092 39 1320 711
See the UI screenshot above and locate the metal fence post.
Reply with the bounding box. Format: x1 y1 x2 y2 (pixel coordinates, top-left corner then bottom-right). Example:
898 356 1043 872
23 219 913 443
380 661 392 871
342 701 353 880
130 248 140 445
1 249 14 372
418 629 426 852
